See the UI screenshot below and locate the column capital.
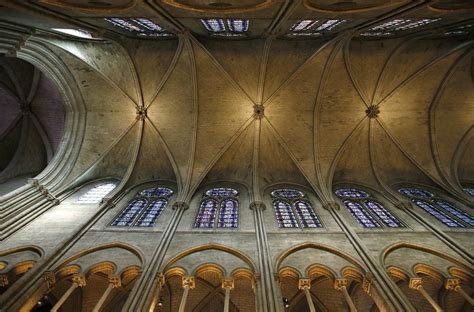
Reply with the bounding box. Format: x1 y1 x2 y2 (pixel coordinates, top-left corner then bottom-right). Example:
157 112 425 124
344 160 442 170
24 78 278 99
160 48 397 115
334 278 349 290
445 278 461 291
222 278 234 290
72 274 87 287
363 273 373 295
408 277 423 290
182 276 195 289
157 272 165 287
250 201 266 211
0 274 8 287
43 271 56 289
323 202 340 211
173 201 189 211
298 278 312 290
109 276 121 288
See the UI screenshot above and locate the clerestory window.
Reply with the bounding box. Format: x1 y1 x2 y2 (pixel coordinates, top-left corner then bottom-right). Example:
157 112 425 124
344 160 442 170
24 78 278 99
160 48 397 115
201 19 249 36
76 182 117 204
194 187 239 228
271 188 322 228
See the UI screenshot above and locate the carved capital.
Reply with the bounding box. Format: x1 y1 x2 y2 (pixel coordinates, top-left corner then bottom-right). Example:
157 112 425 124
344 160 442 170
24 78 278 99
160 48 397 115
323 202 340 211
250 201 266 211
182 276 195 289
253 104 265 119
365 105 380 119
445 278 461 291
222 278 234 290
43 271 56 289
109 276 121 288
173 201 189 211
298 278 311 290
363 272 373 295
28 178 40 186
157 272 165 287
72 275 87 287
408 278 423 290
334 278 349 290
0 274 8 287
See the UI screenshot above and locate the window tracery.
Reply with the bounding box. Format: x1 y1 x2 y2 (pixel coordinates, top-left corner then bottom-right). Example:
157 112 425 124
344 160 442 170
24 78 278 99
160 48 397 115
335 188 403 228
76 183 116 204
287 19 347 37
111 187 173 227
201 19 249 36
271 188 322 228
398 187 473 228
194 187 239 228
359 18 441 37
104 18 173 37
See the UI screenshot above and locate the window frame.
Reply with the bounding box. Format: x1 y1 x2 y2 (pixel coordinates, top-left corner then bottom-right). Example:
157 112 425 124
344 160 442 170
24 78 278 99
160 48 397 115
193 187 240 229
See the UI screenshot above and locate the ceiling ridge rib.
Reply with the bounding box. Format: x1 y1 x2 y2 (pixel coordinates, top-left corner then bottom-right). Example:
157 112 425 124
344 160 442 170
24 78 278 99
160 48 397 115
257 36 273 105
145 38 184 110
0 117 31 183
374 117 446 190
189 35 256 105
264 35 343 108
266 0 301 36
313 38 345 201
343 39 370 108
428 49 472 193
0 80 20 101
251 119 260 202
45 39 141 109
28 112 53 162
180 34 198 201
146 118 182 191
376 41 473 108
264 117 325 201
25 67 41 104
0 113 22 141
186 117 254 203
452 127 473 187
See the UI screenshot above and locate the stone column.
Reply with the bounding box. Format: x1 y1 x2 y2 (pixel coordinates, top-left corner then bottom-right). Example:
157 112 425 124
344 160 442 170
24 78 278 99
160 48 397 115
178 276 195 312
298 278 316 312
334 279 357 312
51 275 86 312
445 278 474 306
92 276 121 312
409 278 443 312
222 278 234 312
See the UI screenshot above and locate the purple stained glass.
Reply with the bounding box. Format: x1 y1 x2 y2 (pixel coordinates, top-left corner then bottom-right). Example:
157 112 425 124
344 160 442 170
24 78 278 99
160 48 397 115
218 199 238 228
344 200 380 228
195 199 218 228
294 200 322 228
434 200 474 226
111 199 147 226
398 188 434 199
205 187 238 198
134 199 168 227
271 189 304 199
274 200 299 228
413 200 463 228
335 188 370 199
364 200 403 228
139 187 174 198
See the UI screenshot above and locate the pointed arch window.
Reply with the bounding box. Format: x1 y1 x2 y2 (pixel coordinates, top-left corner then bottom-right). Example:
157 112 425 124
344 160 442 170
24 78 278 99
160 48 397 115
76 182 117 204
271 188 322 228
335 188 403 228
463 187 474 197
399 187 474 228
111 187 173 227
194 187 239 228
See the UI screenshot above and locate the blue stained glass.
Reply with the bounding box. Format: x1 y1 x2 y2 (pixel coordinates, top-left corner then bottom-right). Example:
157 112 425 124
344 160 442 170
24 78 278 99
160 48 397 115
413 200 463 228
365 200 403 228
195 199 218 228
227 19 249 32
344 200 380 228
134 199 168 227
294 200 322 228
139 187 174 198
398 188 434 199
218 199 238 228
105 18 142 32
201 19 226 32
335 188 370 199
463 188 474 197
205 187 238 198
271 189 304 199
274 200 299 228
111 199 147 226
434 200 474 226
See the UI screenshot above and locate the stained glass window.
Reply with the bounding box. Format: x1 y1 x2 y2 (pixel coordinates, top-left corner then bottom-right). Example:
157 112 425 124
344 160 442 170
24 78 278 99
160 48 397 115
359 18 441 37
111 187 173 227
335 187 403 228
77 182 116 204
271 189 322 228
463 188 474 197
195 187 239 228
398 187 473 228
287 19 347 37
201 19 249 36
104 18 173 37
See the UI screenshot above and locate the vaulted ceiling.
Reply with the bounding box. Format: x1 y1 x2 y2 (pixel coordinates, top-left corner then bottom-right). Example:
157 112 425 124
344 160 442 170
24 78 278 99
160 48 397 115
0 0 472 203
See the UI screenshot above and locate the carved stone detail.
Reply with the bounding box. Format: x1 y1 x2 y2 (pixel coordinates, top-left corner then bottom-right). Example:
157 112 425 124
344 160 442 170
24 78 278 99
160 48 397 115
298 278 311 290
182 276 195 289
0 274 8 287
136 106 147 120
158 272 165 287
43 271 56 289
445 278 461 290
363 272 373 295
250 201 266 211
222 278 235 290
408 277 423 290
109 276 122 288
365 105 380 118
72 275 87 287
253 104 265 119
334 278 349 290
173 201 189 211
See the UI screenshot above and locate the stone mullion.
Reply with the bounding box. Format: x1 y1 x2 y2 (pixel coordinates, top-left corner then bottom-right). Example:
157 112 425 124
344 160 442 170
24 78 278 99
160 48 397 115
123 202 188 311
325 202 415 311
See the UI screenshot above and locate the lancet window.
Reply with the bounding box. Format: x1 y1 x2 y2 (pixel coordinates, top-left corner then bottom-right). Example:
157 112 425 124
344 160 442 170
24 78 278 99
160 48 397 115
271 188 322 228
111 187 173 227
335 188 403 228
76 182 117 204
399 187 474 228
194 187 239 228
201 19 249 36
287 19 347 37
104 18 173 37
